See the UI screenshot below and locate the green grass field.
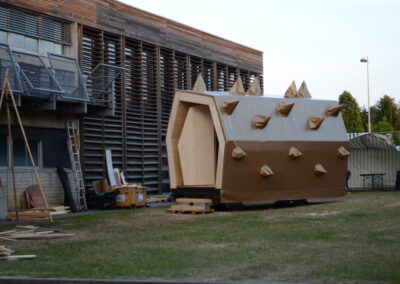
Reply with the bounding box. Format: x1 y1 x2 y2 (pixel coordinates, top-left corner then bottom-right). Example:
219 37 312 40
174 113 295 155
1 191 399 283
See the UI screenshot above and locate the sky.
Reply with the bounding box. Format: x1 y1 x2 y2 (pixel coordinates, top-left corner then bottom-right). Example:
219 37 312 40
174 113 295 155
119 0 400 108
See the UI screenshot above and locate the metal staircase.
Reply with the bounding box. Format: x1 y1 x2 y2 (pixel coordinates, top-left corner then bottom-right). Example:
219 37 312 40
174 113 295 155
66 121 87 211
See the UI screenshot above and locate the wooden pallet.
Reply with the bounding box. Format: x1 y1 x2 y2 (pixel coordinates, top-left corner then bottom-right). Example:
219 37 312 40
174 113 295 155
166 198 214 214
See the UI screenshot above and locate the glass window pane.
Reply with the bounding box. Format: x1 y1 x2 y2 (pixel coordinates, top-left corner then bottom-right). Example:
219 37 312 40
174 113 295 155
0 136 7 167
13 139 26 166
0 31 7 44
39 40 53 56
25 37 38 53
13 139 39 167
9 33 25 49
54 43 62 55
27 140 39 167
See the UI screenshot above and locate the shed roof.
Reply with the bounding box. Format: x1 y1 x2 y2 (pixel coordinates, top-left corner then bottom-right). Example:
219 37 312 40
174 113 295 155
349 133 397 150
204 92 348 142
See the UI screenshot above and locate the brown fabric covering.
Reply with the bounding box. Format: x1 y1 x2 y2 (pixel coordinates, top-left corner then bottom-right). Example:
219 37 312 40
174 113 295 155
229 77 245 95
222 100 240 115
192 74 207 93
314 164 328 175
246 76 262 96
296 81 312 98
326 106 343 117
232 147 247 159
284 81 297 98
308 116 325 130
277 102 295 117
288 147 303 159
260 165 274 177
337 146 350 158
251 115 271 129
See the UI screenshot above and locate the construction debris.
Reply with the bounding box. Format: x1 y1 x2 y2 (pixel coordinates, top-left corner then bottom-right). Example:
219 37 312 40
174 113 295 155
0 226 74 242
0 245 35 261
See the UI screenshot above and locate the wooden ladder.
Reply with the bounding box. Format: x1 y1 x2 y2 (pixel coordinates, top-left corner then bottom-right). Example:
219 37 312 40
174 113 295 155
66 121 87 211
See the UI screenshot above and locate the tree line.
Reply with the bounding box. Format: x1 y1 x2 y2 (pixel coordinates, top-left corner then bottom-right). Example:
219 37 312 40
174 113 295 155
338 91 400 133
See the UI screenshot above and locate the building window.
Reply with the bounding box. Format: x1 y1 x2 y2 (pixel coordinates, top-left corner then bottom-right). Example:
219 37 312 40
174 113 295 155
0 137 41 168
0 136 7 167
0 32 63 55
13 139 40 167
0 4 71 45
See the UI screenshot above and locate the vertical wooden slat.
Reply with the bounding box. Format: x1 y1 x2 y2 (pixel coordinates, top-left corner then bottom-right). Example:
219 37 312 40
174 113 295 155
78 26 263 191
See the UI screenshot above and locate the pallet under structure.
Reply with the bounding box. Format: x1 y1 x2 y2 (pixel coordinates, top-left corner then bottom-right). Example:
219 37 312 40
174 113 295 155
166 76 350 204
166 198 214 214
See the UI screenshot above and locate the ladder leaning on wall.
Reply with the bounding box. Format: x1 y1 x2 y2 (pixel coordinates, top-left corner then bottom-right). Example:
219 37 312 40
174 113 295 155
66 121 87 211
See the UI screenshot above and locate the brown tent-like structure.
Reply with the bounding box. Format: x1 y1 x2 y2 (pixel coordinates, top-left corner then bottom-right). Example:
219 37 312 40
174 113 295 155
166 77 349 204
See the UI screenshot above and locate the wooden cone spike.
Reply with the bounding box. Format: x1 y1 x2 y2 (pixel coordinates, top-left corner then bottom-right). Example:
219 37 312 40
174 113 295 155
284 81 297 98
232 147 247 159
251 115 271 129
314 164 327 175
229 76 245 95
222 100 240 115
192 74 207 93
260 165 274 177
337 146 350 158
277 102 295 117
246 76 262 96
326 105 343 117
296 81 311 98
288 147 302 159
308 116 325 130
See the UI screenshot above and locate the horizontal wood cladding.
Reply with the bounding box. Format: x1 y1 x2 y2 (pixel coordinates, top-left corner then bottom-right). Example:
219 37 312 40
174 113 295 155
2 0 263 73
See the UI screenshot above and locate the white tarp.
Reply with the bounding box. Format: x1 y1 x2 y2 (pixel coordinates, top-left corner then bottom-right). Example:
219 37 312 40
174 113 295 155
348 133 400 188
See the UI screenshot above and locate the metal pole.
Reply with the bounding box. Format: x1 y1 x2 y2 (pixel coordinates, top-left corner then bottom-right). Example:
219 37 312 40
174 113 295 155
366 56 371 133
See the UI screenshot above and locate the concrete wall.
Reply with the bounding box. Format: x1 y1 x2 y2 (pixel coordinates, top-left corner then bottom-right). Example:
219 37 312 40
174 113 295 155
0 111 76 129
0 168 74 212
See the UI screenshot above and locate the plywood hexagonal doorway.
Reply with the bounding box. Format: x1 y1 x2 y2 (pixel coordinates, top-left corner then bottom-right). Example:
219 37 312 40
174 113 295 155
178 105 216 186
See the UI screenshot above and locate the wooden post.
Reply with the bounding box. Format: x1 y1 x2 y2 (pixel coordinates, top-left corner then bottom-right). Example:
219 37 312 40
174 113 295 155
6 104 18 222
0 69 8 111
0 70 53 222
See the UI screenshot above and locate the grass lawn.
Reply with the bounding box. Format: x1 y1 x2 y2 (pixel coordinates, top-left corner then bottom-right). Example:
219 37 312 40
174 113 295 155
0 191 399 283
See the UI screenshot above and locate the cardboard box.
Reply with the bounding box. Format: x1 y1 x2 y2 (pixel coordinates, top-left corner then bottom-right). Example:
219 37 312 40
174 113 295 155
115 188 134 207
132 187 146 207
113 185 147 207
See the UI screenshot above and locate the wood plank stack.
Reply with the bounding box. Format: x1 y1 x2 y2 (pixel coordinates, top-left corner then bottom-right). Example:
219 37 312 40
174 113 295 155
0 226 74 242
166 198 214 214
7 206 71 221
146 194 170 203
0 245 36 261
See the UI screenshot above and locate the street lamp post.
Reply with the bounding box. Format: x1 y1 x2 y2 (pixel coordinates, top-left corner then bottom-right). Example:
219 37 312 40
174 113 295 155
360 56 371 133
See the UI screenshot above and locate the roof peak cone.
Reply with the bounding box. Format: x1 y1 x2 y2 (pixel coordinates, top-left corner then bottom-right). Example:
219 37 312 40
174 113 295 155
192 74 207 93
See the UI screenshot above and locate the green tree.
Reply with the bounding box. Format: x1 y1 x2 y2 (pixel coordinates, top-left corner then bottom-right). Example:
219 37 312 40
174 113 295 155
339 91 365 132
372 117 394 132
375 95 400 130
361 106 379 131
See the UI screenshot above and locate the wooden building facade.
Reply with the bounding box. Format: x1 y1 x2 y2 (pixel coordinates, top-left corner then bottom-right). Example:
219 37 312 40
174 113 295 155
0 0 263 193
